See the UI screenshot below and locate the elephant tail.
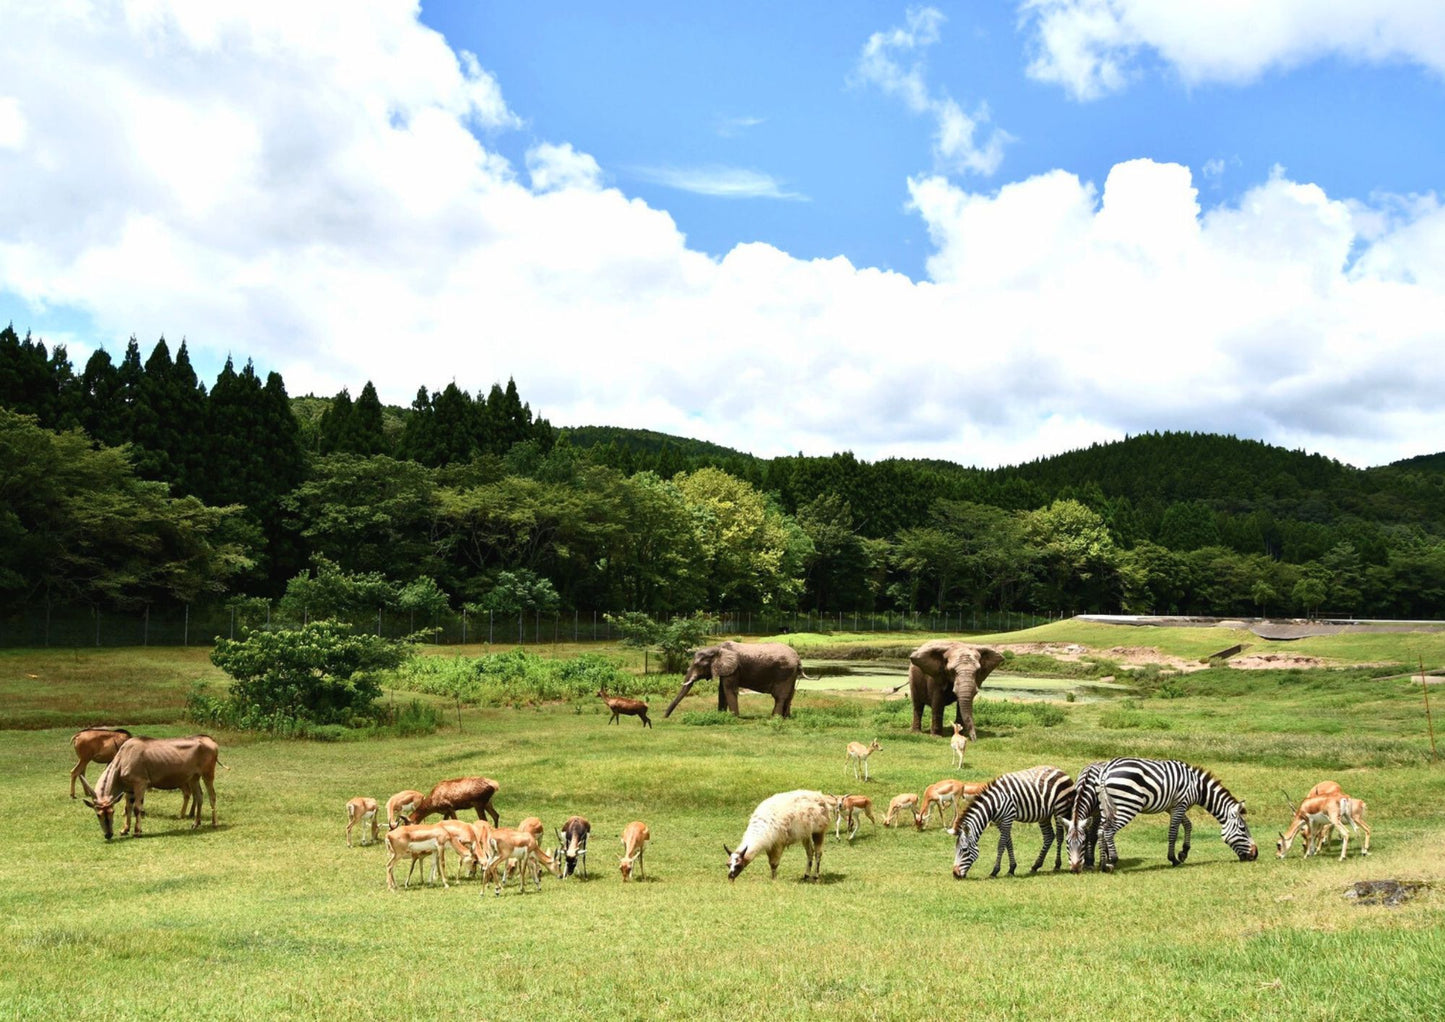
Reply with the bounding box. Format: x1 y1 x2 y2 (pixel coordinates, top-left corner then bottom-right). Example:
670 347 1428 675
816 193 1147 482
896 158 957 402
886 681 909 695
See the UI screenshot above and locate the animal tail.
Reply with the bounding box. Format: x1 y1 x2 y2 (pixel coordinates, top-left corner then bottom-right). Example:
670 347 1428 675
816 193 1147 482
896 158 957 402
217 760 233 771
887 681 908 695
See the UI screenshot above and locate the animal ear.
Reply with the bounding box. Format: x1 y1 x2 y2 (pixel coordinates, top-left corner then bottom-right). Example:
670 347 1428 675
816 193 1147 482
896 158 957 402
723 843 731 855
714 649 740 678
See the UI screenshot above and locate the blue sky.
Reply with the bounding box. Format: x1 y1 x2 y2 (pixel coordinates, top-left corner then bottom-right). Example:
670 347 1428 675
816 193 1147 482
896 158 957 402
2 2 1444 467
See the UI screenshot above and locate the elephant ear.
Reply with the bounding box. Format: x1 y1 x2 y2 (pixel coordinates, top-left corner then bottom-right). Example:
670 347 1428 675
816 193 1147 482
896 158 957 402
974 647 1004 683
909 639 953 673
712 647 741 679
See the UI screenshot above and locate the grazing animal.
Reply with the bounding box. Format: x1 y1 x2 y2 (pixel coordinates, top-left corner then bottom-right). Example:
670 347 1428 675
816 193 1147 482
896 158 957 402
598 689 652 728
403 777 501 827
914 779 984 831
556 815 591 878
952 766 1076 879
482 828 561 895
1275 781 1345 857
883 793 919 828
345 797 379 847
619 820 651 881
433 818 484 882
1088 758 1257 872
385 822 472 890
461 820 494 879
725 790 836 883
950 722 969 769
1065 761 1107 872
386 789 425 830
69 727 131 798
80 735 220 839
833 794 877 841
844 739 882 782
1277 793 1371 860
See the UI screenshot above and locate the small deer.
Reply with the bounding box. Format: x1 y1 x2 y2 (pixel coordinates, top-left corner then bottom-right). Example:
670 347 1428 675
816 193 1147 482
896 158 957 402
345 796 379 847
950 722 969 769
883 793 919 827
833 794 877 841
480 828 561 895
619 820 650 881
844 739 882 782
385 822 473 891
598 689 652 728
914 779 986 831
386 789 426 830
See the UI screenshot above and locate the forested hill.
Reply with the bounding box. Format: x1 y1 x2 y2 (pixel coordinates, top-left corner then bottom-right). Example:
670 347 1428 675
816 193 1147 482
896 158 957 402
5 324 1445 623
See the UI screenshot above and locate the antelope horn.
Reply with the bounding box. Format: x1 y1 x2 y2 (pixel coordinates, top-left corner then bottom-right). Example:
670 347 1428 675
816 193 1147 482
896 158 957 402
78 774 98 799
1279 788 1298 815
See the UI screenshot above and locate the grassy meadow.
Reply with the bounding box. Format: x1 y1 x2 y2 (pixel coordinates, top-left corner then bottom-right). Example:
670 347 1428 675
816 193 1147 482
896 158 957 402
3 624 1443 1021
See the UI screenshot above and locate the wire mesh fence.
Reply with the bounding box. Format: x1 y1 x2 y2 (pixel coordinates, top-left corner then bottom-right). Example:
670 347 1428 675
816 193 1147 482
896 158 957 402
0 603 1060 649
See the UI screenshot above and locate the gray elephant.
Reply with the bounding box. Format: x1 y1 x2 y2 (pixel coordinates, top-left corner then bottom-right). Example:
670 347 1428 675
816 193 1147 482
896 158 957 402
664 641 803 718
908 640 1005 739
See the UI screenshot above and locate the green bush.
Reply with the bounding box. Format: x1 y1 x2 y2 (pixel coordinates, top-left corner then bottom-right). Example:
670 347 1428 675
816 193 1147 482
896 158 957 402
389 650 669 707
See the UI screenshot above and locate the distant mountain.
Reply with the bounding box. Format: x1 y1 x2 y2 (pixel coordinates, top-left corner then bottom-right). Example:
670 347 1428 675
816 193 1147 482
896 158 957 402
561 425 755 461
1388 451 1445 473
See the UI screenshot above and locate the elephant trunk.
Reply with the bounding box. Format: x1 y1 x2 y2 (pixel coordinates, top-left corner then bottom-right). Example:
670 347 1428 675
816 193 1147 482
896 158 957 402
664 677 697 718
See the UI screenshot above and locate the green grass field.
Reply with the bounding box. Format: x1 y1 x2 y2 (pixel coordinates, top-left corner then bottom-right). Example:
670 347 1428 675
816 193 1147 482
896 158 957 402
3 626 1443 1020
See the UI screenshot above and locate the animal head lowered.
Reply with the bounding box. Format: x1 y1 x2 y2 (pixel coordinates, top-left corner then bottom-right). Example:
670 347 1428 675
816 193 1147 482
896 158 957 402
1222 800 1258 861
723 843 748 882
78 772 121 841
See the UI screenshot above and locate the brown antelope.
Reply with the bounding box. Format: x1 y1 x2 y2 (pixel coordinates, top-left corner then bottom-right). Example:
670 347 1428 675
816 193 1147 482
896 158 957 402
403 777 501 827
346 797 379 847
463 820 494 879
433 818 484 882
517 816 546 884
950 722 969 769
385 822 473 891
844 739 881 782
914 778 984 831
883 793 919 827
619 820 650 881
79 735 220 839
1277 792 1371 860
1275 781 1344 858
386 789 425 829
556 815 591 878
598 689 652 727
833 794 877 841
1307 797 1371 858
69 727 131 798
481 827 561 895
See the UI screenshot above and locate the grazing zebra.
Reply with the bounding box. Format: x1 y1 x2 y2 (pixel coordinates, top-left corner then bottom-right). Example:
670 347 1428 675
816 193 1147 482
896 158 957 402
952 766 1075 879
1089 758 1258 872
1065 761 1106 873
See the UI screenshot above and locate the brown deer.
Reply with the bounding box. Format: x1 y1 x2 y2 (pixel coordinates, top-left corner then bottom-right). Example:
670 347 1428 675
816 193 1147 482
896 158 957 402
69 727 131 798
914 778 985 831
833 794 877 840
385 822 473 891
619 820 650 881
402 777 500 827
598 689 652 727
386 789 426 830
883 793 919 827
481 828 562 895
346 797 379 847
844 739 882 781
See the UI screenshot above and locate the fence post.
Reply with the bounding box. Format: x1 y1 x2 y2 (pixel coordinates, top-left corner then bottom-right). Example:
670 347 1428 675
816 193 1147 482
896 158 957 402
489 609 494 645
462 608 468 644
143 605 149 647
230 607 235 640
184 603 189 647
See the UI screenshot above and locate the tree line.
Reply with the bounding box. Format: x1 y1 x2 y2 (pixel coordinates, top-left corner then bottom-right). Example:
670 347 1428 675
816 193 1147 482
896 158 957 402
4 324 1445 628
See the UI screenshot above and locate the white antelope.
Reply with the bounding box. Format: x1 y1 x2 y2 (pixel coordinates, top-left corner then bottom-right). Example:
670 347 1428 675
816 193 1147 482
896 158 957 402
833 794 877 841
386 789 425 830
385 822 473 891
883 793 919 828
619 820 650 881
950 722 969 769
844 739 881 782
914 779 985 831
481 828 561 895
345 797 379 847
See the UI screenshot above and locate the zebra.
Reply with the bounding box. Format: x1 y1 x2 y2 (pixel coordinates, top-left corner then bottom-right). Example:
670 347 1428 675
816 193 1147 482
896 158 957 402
951 765 1075 879
1065 760 1106 873
1089 757 1258 872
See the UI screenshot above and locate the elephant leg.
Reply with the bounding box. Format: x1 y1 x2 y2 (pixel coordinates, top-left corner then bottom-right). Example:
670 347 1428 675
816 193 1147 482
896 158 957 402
930 701 946 737
722 684 741 715
777 688 795 718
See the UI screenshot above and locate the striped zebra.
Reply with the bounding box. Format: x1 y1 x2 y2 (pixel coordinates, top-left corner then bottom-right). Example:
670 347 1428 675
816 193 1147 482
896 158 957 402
1088 758 1258 872
951 765 1075 879
1064 760 1106 873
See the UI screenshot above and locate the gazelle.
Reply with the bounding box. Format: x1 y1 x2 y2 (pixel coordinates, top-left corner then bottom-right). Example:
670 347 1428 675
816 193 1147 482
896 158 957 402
386 789 425 830
914 779 984 831
950 722 969 769
385 822 473 891
556 816 591 878
844 739 882 782
480 828 561 895
345 797 379 847
1275 781 1344 858
833 794 877 841
1277 792 1371 860
883 793 919 828
619 820 650 881
433 818 483 882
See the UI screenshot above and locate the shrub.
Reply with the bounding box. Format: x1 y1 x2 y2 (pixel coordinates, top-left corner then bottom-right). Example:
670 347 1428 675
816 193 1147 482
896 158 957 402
388 650 668 707
974 700 1067 730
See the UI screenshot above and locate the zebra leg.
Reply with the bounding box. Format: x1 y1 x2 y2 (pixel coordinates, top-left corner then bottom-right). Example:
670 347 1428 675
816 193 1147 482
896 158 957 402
990 821 1011 878
1167 805 1189 865
1053 820 1065 871
1030 818 1053 873
1178 815 1192 863
1084 815 1099 870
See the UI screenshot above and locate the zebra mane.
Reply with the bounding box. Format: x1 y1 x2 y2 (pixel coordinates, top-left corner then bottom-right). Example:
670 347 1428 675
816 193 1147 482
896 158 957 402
1194 765 1241 816
960 778 1000 832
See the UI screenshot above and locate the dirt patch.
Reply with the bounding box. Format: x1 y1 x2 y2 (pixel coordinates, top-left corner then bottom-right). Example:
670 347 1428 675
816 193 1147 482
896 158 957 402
1229 653 1329 670
998 642 1090 660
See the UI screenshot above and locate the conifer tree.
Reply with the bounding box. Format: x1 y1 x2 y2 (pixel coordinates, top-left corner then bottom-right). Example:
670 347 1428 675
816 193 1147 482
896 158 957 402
351 381 387 456
317 388 355 455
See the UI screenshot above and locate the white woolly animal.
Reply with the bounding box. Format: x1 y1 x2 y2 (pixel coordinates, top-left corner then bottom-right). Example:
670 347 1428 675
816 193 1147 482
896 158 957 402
725 790 837 882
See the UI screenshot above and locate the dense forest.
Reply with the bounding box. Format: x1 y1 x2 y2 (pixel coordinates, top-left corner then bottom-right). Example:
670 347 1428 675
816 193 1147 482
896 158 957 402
4 324 1445 632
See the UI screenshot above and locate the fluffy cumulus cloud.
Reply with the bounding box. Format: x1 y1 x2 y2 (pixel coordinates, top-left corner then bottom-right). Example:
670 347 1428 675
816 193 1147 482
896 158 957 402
1020 0 1445 100
2 0 1444 467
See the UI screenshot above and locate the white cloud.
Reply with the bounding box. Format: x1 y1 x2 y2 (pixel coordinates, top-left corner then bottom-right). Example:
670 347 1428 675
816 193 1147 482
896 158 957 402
2 1 1444 469
855 7 1013 177
629 165 806 201
0 97 25 150
1020 0 1445 100
716 115 765 138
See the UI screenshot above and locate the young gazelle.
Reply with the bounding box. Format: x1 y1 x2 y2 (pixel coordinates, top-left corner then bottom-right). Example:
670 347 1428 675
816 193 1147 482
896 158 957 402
833 794 877 841
844 739 882 782
433 818 484 882
883 793 920 828
346 797 379 847
950 723 969 769
619 820 650 881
